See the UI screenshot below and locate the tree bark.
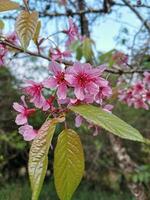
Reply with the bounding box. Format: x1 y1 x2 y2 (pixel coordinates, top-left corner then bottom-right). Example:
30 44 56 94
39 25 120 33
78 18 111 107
109 134 148 200
77 0 90 37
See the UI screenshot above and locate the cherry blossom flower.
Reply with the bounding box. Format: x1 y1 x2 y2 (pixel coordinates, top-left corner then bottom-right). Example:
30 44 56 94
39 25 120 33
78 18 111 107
75 115 83 127
133 98 149 110
19 124 37 141
42 95 56 111
50 48 71 61
23 80 46 109
144 72 150 86
103 104 114 113
43 62 68 99
7 32 18 45
63 17 79 45
146 91 150 103
132 82 145 95
118 89 133 107
112 51 128 65
0 44 7 66
95 82 112 104
13 96 35 125
65 62 107 100
58 0 67 5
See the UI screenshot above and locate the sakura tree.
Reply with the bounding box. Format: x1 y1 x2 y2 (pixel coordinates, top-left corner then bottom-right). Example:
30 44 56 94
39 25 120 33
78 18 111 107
0 0 150 200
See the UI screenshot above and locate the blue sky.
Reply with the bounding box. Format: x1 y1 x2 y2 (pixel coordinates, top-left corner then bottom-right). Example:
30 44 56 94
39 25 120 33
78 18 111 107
0 0 149 80
1 0 149 53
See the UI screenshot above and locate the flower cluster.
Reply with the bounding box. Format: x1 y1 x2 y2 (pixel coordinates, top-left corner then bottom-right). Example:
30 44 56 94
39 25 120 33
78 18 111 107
0 32 18 67
118 72 150 110
13 61 112 141
50 48 71 62
112 51 128 66
63 18 80 46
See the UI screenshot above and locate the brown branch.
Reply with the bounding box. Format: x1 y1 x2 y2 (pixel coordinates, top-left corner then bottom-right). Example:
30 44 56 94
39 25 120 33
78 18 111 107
1 39 150 74
122 0 150 33
77 0 90 37
109 134 148 200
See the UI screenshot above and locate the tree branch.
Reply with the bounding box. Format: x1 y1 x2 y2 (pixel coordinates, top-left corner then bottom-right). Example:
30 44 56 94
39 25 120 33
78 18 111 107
122 0 150 33
1 39 150 74
109 134 148 200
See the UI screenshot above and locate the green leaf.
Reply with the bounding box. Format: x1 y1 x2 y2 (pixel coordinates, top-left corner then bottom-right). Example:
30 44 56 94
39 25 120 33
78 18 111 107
28 116 65 200
0 20 4 30
98 49 116 67
82 38 94 62
54 129 85 200
69 104 144 142
0 0 20 12
33 20 41 45
15 10 39 50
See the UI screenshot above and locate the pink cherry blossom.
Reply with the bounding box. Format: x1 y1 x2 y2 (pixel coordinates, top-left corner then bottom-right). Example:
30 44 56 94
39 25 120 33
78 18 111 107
63 17 79 45
146 91 150 103
59 0 67 5
132 82 145 95
19 125 37 141
112 51 128 65
50 48 71 61
13 96 35 125
103 104 114 113
133 98 149 110
65 62 107 100
42 95 56 111
75 115 83 127
95 82 112 104
0 44 7 66
118 89 133 107
43 61 68 99
144 72 150 86
7 32 18 45
23 80 46 109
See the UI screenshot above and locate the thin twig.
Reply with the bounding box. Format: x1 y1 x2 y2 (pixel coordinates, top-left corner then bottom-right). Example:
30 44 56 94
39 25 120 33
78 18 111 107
122 0 150 34
1 39 150 74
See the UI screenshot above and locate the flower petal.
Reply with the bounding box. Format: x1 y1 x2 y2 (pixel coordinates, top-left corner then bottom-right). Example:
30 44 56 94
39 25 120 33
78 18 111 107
15 114 27 125
57 83 67 99
43 77 57 88
13 103 24 113
74 87 85 100
19 125 37 141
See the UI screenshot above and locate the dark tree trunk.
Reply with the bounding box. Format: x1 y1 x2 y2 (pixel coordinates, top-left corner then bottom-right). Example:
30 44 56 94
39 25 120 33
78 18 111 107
109 134 148 200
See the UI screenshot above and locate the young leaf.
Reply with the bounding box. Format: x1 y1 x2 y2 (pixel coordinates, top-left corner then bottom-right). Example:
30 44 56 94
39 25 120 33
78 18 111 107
0 20 4 30
54 129 85 200
82 38 94 62
15 11 39 50
0 0 20 12
69 104 144 142
33 20 41 45
28 116 65 200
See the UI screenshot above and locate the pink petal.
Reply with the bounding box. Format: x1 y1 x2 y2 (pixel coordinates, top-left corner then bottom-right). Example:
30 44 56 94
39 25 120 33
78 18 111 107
42 100 50 111
15 114 27 125
30 94 45 109
74 87 85 100
75 115 83 127
103 104 114 113
65 74 75 85
57 83 67 99
43 77 57 88
13 103 24 113
21 95 28 108
86 82 99 95
49 61 62 75
19 125 37 141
